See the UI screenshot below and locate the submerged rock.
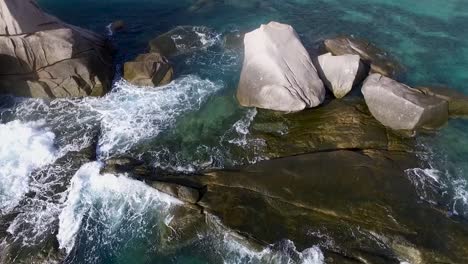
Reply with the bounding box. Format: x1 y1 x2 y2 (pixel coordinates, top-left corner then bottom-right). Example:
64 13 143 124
148 26 218 57
110 20 125 32
362 74 448 130
416 86 468 117
0 0 113 98
316 52 365 98
324 36 402 77
252 98 414 158
237 22 325 112
123 53 173 87
223 30 246 50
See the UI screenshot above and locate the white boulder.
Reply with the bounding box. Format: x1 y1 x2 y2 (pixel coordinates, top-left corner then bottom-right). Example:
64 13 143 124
317 53 362 98
236 22 325 112
362 74 448 130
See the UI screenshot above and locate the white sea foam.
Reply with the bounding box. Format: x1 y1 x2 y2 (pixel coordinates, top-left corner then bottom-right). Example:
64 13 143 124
171 26 221 53
0 120 57 214
201 215 325 264
96 76 221 158
10 75 222 160
406 139 468 217
228 108 257 147
57 162 181 254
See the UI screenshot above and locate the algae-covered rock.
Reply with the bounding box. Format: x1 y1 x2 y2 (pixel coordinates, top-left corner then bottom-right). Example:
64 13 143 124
191 150 468 263
251 98 414 158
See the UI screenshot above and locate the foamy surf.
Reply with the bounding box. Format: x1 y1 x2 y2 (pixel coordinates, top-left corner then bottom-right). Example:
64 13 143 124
57 162 325 263
0 120 57 214
57 162 182 254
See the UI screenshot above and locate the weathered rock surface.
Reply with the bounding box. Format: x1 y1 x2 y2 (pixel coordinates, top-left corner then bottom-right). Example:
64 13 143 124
149 26 217 57
324 36 402 77
417 86 468 117
237 22 325 112
316 52 364 98
123 53 173 87
252 98 414 158
0 0 113 98
117 149 468 263
362 74 448 130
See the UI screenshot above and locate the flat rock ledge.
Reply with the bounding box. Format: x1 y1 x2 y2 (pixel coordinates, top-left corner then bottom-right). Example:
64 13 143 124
103 149 468 264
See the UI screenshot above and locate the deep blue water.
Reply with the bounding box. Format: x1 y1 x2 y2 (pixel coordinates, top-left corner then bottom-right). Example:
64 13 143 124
1 0 468 263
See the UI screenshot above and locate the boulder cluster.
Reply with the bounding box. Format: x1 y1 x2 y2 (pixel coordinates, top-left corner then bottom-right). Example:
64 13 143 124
236 21 467 131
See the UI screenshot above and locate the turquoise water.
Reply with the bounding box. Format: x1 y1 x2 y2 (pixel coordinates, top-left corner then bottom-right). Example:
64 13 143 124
1 0 468 263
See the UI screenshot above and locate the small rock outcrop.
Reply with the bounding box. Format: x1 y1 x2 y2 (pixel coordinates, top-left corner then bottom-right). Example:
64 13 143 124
223 30 246 50
0 0 113 98
148 26 217 57
316 52 364 98
123 53 173 87
236 22 325 112
416 86 468 117
362 74 448 130
109 20 125 32
324 36 401 77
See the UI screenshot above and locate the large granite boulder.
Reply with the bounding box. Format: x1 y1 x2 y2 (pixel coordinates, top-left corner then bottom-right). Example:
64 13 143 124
416 86 468 117
316 52 365 98
149 26 218 57
123 53 173 87
324 36 402 78
362 74 448 130
0 0 113 98
237 22 325 112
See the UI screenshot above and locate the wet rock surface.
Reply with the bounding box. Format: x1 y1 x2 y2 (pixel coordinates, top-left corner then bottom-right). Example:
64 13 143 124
113 149 468 263
251 98 415 158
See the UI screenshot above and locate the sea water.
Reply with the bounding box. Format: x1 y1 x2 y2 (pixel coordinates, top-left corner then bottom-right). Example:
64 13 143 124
1 0 468 263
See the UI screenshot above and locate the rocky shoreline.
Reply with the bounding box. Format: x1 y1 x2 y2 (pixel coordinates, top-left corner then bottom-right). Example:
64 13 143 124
1 1 468 264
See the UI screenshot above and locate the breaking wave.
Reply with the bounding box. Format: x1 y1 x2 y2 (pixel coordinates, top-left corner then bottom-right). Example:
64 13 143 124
0 120 57 214
57 162 323 264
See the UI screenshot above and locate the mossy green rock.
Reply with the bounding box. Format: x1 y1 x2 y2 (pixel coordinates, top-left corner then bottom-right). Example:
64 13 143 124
190 150 468 263
252 98 414 158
